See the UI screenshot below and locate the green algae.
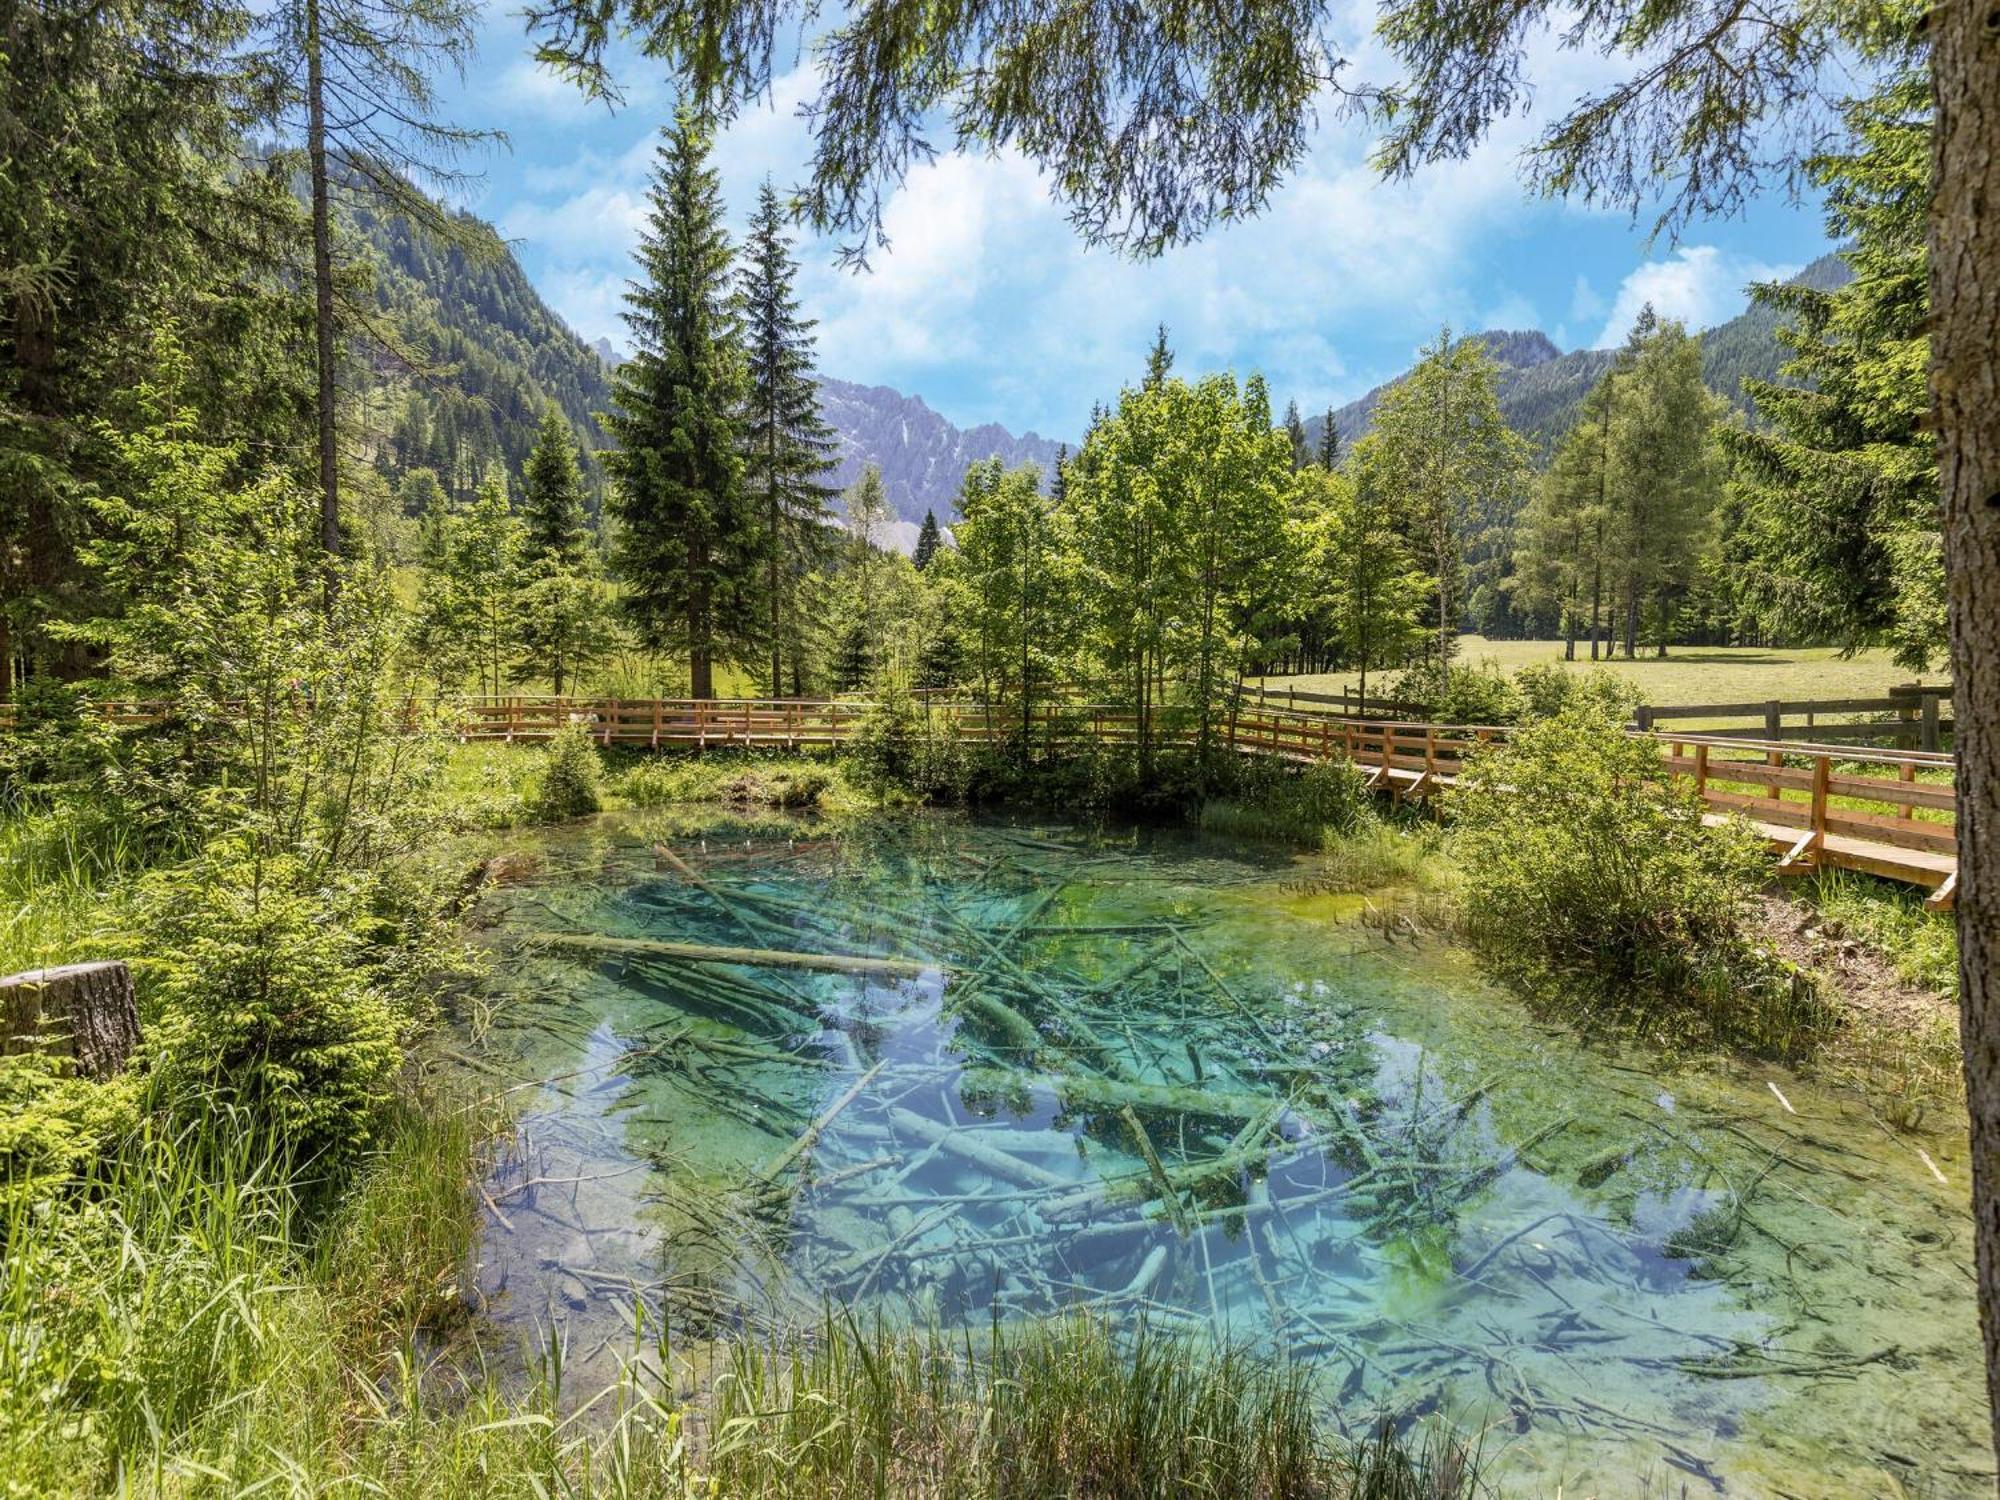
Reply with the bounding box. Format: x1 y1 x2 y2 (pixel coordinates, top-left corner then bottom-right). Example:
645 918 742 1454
456 809 1993 1498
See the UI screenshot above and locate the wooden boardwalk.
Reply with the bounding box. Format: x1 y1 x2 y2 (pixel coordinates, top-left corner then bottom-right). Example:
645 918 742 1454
1 694 1959 902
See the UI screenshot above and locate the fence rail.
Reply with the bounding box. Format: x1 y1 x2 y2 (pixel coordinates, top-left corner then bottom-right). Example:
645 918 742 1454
1 692 1959 900
1633 682 1954 751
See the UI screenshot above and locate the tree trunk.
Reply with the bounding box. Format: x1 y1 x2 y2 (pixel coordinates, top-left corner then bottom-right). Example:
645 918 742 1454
1 961 139 1079
1934 2 2000 1468
306 0 341 597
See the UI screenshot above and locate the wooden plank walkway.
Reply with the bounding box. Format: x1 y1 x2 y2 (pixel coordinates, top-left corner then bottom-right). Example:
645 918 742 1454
0 694 1959 902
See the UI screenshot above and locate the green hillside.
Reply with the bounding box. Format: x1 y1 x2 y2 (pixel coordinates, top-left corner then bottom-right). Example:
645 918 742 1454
1307 252 1852 455
350 199 613 507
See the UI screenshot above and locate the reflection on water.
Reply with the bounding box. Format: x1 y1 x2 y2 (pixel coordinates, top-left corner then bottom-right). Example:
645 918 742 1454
460 810 1992 1497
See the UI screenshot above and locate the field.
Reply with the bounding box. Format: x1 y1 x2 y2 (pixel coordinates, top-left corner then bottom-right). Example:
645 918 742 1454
1256 638 1943 709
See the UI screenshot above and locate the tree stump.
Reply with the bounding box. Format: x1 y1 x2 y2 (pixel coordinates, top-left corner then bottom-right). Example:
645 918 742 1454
0 961 140 1078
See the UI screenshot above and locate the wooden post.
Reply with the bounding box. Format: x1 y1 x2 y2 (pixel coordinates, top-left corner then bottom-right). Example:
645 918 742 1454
1810 753 1830 839
1900 759 1917 821
2 962 139 1079
1635 703 1653 732
1764 701 1782 800
1921 693 1940 753
1695 742 1709 801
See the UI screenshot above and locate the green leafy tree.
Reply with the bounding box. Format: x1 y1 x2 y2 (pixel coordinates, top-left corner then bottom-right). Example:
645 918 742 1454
1515 374 1621 659
1367 328 1528 668
603 115 759 700
738 180 838 696
1317 408 1340 470
953 460 1074 751
1307 446 1428 709
1606 313 1722 656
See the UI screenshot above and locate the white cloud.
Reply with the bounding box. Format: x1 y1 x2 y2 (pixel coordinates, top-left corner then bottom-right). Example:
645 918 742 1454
1595 246 1798 345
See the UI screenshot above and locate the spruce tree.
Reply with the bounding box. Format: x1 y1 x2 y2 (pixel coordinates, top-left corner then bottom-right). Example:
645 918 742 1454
604 115 758 700
1284 400 1309 470
1727 71 1939 670
1143 324 1174 388
265 0 494 591
521 404 589 565
913 509 942 569
1318 408 1340 469
738 179 838 697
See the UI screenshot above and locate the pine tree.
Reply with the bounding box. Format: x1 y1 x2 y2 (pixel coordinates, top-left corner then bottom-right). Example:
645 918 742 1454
264 0 494 591
1284 400 1309 470
738 180 838 697
1318 408 1340 469
604 115 758 700
520 404 589 566
1143 323 1174 388
913 509 942 569
1727 71 1939 670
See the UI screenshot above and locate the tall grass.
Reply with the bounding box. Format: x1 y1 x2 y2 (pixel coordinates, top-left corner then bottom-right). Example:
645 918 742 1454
0 1085 1482 1499
702 1313 1476 1499
0 801 162 975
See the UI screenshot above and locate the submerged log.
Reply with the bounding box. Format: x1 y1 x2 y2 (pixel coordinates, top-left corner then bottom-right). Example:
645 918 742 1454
959 1066 1278 1123
540 932 937 979
883 1106 1072 1190
0 961 140 1078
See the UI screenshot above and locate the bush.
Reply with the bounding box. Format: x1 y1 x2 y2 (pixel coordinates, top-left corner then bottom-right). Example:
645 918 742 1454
140 851 407 1154
1450 706 1796 1042
531 721 602 821
1200 757 1371 847
1513 663 1638 724
1390 658 1521 725
845 680 924 797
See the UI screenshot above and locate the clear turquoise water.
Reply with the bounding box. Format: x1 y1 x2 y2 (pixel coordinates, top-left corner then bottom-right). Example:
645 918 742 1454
460 809 1992 1497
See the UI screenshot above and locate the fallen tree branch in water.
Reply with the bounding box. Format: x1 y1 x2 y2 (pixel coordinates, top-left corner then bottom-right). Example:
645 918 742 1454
538 932 938 978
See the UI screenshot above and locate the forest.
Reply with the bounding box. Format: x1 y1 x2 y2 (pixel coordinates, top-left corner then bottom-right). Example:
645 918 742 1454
2 0 1995 1494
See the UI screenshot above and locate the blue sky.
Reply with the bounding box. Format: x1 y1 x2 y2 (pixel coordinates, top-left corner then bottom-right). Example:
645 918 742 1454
436 7 1839 444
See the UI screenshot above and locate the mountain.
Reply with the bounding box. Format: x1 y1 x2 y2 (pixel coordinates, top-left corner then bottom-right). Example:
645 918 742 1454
817 377 1068 546
351 200 614 507
352 192 1063 547
1305 253 1853 455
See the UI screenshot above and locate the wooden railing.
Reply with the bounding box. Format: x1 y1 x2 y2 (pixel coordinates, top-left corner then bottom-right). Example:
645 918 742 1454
1633 683 1954 750
1 693 1960 897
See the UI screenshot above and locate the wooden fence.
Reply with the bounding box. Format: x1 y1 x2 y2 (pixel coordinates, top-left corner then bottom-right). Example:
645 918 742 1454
1632 683 1954 750
0 692 1960 900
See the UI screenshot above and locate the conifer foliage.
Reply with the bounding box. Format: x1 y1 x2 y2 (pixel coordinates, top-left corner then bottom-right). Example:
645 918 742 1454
604 115 760 699
739 181 839 697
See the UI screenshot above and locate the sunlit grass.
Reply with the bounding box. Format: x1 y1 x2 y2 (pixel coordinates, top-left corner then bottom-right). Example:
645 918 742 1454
1256 637 1933 712
0 1083 1481 1499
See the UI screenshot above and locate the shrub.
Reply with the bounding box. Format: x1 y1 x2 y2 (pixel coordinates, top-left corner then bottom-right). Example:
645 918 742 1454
1391 658 1520 725
139 850 406 1153
1513 663 1638 724
531 721 602 821
845 679 923 797
1449 705 1797 1043
1200 757 1371 847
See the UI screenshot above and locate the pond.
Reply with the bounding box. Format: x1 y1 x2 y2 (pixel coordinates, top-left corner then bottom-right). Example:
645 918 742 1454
457 808 1992 1497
